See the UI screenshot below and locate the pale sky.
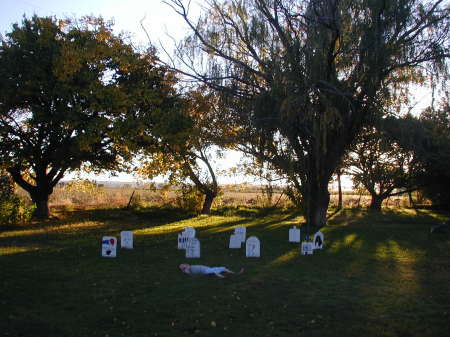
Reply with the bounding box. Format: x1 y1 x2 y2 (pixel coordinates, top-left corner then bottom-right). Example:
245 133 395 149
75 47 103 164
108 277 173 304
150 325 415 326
0 0 194 53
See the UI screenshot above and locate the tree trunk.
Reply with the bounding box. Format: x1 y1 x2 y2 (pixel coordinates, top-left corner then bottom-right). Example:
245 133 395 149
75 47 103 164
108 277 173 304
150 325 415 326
30 192 50 219
305 182 330 234
369 195 383 211
337 172 343 209
201 192 215 215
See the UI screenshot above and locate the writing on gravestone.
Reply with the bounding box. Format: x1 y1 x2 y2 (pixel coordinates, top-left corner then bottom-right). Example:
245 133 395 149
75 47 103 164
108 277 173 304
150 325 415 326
178 232 189 250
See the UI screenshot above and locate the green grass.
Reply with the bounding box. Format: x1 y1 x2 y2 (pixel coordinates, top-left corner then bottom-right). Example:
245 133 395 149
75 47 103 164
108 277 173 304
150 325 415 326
1 206 449 337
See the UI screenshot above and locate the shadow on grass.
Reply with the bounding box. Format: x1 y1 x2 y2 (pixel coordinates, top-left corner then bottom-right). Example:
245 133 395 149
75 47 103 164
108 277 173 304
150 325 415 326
1 206 449 337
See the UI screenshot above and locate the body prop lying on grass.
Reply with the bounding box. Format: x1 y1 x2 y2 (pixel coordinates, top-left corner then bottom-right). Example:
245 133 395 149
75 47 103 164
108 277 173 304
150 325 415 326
179 264 243 278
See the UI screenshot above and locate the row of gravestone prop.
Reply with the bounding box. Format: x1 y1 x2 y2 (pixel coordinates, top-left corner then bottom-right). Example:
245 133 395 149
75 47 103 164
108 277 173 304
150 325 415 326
101 231 135 258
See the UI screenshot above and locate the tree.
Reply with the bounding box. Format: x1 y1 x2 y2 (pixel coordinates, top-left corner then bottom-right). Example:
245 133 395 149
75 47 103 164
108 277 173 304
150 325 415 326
165 0 449 227
0 15 175 218
384 100 450 208
347 127 418 211
138 87 225 214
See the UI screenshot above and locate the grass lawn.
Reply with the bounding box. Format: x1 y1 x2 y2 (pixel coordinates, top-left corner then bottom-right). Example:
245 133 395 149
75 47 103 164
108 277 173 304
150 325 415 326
1 207 449 337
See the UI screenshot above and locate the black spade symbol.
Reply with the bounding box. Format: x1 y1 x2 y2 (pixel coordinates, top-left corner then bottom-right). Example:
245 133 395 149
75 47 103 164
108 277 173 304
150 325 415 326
106 250 111 255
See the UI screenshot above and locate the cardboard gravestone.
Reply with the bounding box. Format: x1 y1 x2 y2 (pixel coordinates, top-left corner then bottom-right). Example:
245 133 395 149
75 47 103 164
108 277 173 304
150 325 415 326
184 227 196 238
178 232 189 250
120 231 133 249
186 238 200 258
102 236 117 258
246 236 260 258
301 241 314 255
289 226 301 242
313 231 324 250
234 226 246 243
229 234 242 248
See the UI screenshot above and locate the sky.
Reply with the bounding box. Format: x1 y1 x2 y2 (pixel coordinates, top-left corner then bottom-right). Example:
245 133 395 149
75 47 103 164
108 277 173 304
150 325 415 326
0 0 191 48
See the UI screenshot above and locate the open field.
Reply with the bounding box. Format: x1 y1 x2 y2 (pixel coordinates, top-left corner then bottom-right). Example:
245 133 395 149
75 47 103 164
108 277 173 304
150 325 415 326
15 183 417 212
1 207 449 337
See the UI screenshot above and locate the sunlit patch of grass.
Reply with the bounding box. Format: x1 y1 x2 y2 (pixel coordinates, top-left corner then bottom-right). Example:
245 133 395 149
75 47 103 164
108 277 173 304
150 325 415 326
328 233 363 253
0 221 106 238
0 245 41 255
267 249 299 267
135 214 245 236
264 214 303 230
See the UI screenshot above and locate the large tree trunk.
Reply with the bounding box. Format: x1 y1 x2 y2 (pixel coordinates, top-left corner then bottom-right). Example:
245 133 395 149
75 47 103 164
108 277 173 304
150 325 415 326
305 180 330 234
8 165 65 220
369 194 383 211
201 192 215 215
30 191 51 219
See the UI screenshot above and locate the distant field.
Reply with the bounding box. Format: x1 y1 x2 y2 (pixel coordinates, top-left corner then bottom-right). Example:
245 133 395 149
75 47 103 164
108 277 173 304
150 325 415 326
1 207 449 337
15 183 417 212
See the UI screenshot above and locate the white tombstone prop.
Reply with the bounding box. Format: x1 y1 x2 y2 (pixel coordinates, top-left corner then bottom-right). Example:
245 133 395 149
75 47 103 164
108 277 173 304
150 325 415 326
246 236 260 258
229 234 242 248
101 236 117 258
289 226 301 242
178 232 189 250
186 238 200 258
120 231 133 249
184 227 196 238
301 241 314 255
234 226 246 243
313 231 324 250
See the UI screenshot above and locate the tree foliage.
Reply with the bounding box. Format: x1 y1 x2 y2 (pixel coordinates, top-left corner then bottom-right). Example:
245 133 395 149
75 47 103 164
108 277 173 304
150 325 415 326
0 15 175 218
384 100 450 208
166 0 449 226
346 127 418 211
138 87 227 214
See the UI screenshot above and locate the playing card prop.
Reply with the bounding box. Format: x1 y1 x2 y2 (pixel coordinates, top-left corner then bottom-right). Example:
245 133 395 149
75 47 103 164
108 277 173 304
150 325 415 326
313 231 324 250
246 236 260 258
289 226 300 242
102 236 117 258
120 231 133 249
186 238 200 258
